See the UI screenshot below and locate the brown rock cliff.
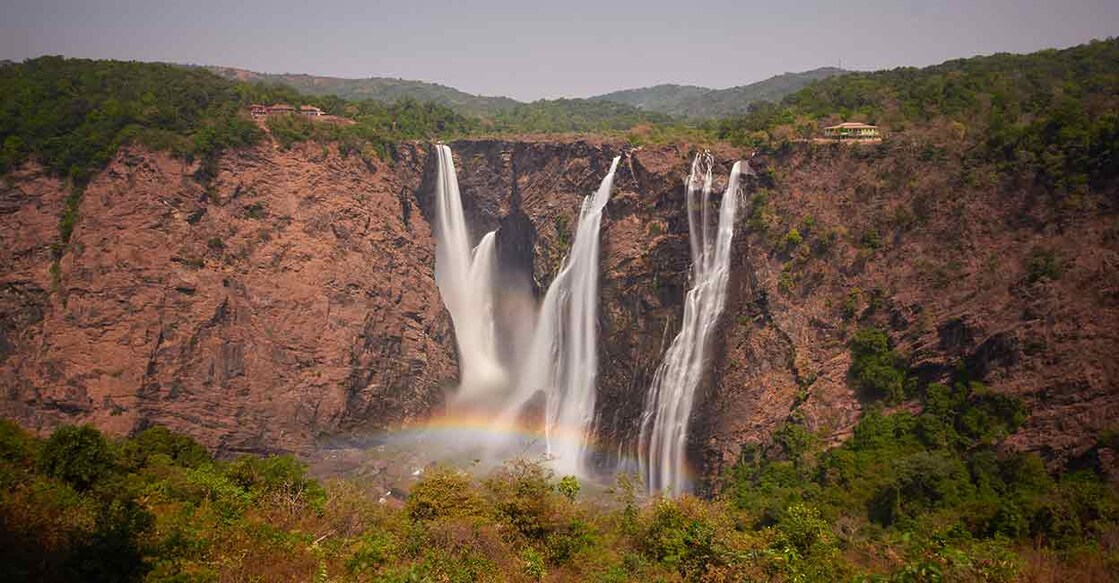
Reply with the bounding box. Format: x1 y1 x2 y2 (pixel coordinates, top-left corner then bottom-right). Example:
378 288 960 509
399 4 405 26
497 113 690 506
1 137 1115 483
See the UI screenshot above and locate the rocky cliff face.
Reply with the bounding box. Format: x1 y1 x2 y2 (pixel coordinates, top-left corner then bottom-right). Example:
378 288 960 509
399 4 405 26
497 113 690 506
0 143 456 454
696 141 1118 484
1 137 1115 481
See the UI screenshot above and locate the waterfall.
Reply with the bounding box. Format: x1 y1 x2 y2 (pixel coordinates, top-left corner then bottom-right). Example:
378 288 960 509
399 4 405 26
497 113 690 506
432 144 620 478
501 156 621 477
433 145 505 400
639 153 744 495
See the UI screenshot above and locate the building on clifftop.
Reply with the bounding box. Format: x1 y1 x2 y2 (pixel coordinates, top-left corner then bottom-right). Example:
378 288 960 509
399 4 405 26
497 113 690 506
267 103 296 115
824 122 881 140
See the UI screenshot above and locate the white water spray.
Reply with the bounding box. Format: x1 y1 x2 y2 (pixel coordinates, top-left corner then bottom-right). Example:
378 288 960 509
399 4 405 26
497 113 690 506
433 144 620 478
640 153 744 495
433 145 505 400
499 156 621 477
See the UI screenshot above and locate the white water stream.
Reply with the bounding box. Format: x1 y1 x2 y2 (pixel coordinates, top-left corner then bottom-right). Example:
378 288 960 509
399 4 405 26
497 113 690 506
433 145 620 478
639 153 744 495
432 145 745 490
433 145 505 401
504 156 621 477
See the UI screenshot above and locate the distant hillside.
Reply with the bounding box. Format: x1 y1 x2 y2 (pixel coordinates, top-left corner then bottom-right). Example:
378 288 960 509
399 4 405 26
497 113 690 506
592 67 847 118
207 65 844 121
0 57 476 183
207 66 520 116
491 98 673 133
206 66 671 133
588 84 711 116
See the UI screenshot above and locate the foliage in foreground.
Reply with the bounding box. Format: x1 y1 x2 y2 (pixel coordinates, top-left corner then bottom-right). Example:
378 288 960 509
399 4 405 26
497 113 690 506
1 409 1116 582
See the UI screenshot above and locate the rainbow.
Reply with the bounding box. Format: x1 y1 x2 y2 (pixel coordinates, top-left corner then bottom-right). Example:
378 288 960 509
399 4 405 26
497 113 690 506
353 412 696 490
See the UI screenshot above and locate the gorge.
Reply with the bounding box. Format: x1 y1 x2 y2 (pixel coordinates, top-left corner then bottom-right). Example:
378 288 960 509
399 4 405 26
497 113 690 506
2 35 1116 580
1 134 1114 492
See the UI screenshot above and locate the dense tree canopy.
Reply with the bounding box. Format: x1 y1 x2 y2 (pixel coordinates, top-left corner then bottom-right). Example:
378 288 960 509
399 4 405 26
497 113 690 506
715 38 1119 192
0 57 261 181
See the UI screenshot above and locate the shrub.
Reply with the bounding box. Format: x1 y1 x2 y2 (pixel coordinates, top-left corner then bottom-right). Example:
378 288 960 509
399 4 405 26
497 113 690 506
1025 247 1062 283
346 531 397 575
774 502 833 555
859 229 884 250
558 475 580 501
747 192 776 233
225 454 326 512
642 498 722 578
778 269 795 295
843 288 862 319
38 425 116 491
521 547 546 580
774 422 814 465
870 451 972 526
406 467 484 522
121 426 209 470
0 419 38 467
783 227 804 249
957 383 1027 443
183 462 252 520
67 497 154 582
544 518 594 564
485 459 561 541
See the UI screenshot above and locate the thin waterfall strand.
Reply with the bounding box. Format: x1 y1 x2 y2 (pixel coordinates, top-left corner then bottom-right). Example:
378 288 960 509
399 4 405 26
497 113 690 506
433 145 505 399
640 154 744 495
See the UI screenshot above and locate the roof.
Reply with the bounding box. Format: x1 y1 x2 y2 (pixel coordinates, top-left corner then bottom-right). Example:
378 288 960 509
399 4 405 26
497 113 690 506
269 103 295 110
299 105 323 111
826 122 878 129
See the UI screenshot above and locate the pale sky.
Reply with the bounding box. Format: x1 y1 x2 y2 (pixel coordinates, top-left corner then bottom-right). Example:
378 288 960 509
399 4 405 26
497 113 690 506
1 0 1116 101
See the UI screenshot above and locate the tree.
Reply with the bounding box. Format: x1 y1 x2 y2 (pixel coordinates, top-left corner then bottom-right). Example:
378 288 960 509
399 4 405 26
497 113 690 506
849 327 910 402
38 425 115 491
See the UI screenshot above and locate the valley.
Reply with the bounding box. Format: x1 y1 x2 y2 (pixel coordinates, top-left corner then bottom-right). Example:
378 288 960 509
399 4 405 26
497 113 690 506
0 36 1116 582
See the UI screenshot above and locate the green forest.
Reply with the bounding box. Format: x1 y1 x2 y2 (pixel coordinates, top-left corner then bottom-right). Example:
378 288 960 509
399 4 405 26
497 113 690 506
3 38 1116 194
0 56 477 182
1 328 1115 581
714 38 1118 193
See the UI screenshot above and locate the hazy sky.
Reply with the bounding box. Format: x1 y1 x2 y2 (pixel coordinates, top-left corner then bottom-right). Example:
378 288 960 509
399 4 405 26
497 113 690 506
1 0 1116 101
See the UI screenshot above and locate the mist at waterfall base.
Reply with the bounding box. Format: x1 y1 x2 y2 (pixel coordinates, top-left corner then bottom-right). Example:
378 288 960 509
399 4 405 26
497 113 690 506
313 147 743 498
362 145 624 485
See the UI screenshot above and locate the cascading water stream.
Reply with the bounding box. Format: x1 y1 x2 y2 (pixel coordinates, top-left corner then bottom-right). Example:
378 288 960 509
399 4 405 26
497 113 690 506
498 156 621 478
433 145 505 400
639 153 744 495
433 144 620 478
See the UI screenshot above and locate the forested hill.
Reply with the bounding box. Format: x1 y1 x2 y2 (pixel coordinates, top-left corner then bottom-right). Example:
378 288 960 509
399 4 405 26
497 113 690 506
0 57 674 186
0 57 476 183
717 38 1119 194
3 38 1116 187
206 66 520 117
592 67 847 118
204 64 848 121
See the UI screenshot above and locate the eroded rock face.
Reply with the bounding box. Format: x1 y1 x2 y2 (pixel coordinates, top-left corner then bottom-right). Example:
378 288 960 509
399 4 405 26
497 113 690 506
0 144 457 454
694 142 1119 484
1 137 1115 483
